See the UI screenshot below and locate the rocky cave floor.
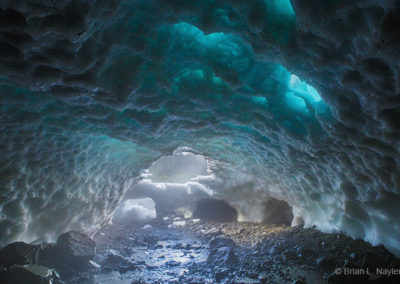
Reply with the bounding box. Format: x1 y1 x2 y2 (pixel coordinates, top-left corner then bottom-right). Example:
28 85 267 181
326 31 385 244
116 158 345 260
76 215 400 284
1 215 400 284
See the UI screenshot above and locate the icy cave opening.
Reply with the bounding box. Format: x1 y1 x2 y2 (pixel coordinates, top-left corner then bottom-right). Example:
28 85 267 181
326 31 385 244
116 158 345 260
1 0 400 282
112 198 157 224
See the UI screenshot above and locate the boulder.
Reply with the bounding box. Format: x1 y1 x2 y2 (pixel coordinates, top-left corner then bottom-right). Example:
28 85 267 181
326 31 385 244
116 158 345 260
38 231 96 279
55 231 96 260
0 242 38 266
192 198 238 222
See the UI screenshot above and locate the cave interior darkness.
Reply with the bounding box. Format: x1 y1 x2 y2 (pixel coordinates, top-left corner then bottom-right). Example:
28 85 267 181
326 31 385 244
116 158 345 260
1 0 400 283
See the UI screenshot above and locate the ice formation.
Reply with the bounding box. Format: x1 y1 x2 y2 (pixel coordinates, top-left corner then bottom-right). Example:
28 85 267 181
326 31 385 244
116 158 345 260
0 0 399 256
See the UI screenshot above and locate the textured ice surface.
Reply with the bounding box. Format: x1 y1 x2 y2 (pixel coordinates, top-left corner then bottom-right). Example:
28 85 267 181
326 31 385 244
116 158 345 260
0 0 399 256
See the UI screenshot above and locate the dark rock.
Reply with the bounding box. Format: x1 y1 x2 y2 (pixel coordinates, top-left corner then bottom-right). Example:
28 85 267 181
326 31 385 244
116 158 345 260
0 264 63 284
118 265 132 274
55 231 96 261
209 237 235 249
192 198 238 222
103 253 129 268
0 242 38 266
361 253 385 270
38 231 96 279
207 247 237 266
316 256 336 270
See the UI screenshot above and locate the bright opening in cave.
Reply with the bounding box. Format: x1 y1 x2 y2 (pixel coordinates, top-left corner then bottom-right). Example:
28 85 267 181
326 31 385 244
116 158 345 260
1 0 400 283
113 198 157 224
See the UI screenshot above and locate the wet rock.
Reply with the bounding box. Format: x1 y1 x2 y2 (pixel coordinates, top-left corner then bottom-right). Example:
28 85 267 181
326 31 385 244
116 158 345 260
193 198 238 222
0 242 38 266
209 237 235 249
0 264 63 284
207 247 237 266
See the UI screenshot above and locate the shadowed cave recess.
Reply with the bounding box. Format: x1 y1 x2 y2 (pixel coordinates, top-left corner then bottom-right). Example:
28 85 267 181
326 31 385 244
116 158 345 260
1 0 400 277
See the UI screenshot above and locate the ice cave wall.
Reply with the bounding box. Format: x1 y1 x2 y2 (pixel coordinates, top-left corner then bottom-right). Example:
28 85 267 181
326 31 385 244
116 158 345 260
0 0 399 255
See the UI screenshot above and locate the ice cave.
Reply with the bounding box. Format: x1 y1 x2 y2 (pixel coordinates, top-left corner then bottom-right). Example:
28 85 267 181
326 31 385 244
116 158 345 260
0 0 400 283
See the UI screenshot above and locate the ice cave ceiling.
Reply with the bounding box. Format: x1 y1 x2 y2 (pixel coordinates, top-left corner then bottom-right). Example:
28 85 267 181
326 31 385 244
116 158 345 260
0 0 400 255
